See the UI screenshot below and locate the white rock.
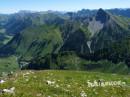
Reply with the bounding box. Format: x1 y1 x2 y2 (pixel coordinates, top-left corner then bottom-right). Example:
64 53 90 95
0 80 6 84
55 84 59 88
80 90 87 97
46 80 55 85
3 87 15 94
36 93 42 96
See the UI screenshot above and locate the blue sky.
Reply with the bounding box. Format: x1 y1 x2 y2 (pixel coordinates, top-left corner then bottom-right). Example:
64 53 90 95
0 0 130 13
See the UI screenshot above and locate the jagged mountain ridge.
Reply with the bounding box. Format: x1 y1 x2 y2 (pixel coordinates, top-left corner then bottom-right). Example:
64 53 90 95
0 8 130 70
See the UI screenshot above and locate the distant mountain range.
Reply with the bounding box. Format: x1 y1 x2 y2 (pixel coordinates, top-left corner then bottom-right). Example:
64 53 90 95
0 8 130 74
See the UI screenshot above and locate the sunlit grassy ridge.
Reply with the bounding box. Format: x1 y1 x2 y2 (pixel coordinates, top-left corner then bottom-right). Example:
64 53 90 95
0 28 13 47
1 70 130 97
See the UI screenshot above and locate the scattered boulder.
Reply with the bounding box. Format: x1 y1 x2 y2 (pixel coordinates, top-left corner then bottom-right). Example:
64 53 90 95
0 80 6 84
2 87 15 94
46 80 55 85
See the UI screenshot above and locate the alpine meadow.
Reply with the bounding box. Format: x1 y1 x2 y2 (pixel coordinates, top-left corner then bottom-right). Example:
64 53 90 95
0 0 130 97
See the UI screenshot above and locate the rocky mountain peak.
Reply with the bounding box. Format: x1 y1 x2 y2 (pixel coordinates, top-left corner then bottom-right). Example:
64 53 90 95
96 8 110 23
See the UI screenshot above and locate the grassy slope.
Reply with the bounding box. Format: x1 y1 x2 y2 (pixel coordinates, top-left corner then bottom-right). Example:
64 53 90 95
52 53 129 74
8 25 63 61
113 15 130 30
0 56 19 74
1 70 130 97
